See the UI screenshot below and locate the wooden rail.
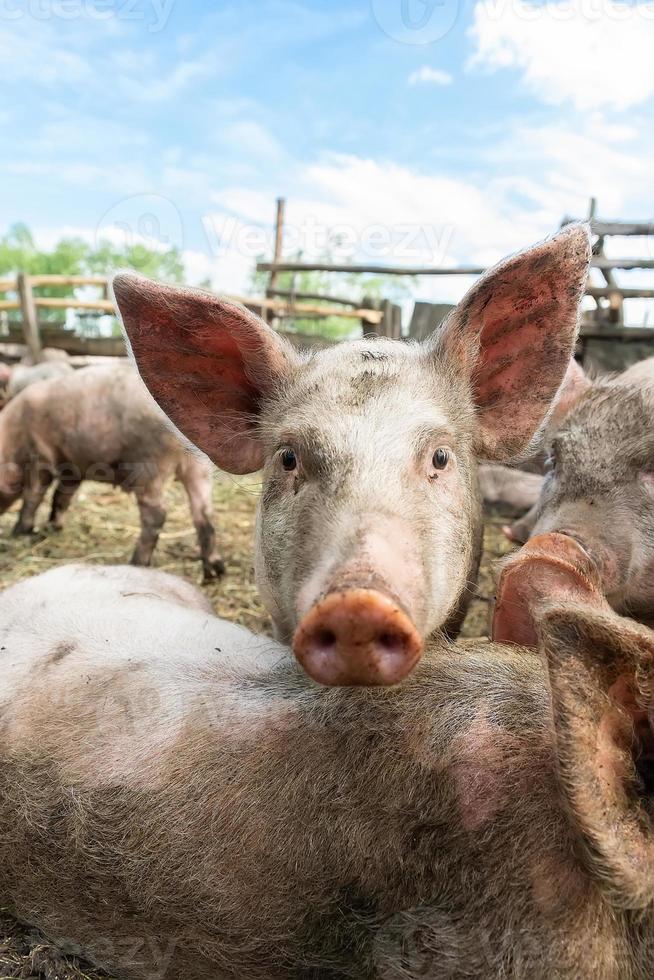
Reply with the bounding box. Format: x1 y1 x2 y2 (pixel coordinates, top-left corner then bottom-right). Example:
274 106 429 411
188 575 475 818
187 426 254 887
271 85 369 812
563 218 654 237
3 201 652 364
257 256 654 276
268 288 359 307
0 273 381 362
256 197 654 336
257 260 487 276
587 287 654 300
229 293 383 324
34 298 116 312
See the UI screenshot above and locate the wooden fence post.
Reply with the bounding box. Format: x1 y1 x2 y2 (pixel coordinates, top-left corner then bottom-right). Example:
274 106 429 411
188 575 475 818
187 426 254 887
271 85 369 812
379 300 402 339
17 273 42 363
360 296 381 337
266 197 286 324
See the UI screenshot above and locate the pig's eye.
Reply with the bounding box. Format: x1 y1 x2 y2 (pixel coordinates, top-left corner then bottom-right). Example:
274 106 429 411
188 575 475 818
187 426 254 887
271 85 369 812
432 448 450 470
281 449 298 472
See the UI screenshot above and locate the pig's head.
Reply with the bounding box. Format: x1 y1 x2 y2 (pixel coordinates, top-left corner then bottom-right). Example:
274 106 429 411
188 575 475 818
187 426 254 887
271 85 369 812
112 223 590 686
529 380 654 619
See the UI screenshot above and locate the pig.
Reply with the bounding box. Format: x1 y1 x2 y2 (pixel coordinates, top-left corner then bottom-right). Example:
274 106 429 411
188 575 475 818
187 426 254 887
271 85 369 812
21 346 71 366
493 529 609 647
0 365 225 579
495 358 654 628
111 223 592 686
5 359 73 399
0 351 74 408
504 357 654 545
0 561 653 979
618 355 654 388
507 370 654 622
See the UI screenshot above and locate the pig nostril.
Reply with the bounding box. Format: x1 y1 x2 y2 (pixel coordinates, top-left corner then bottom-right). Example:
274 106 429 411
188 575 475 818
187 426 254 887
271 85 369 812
378 631 404 653
314 628 337 651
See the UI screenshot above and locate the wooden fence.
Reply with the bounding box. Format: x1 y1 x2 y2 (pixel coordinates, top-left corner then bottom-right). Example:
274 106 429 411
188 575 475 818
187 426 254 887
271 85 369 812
256 197 654 370
0 274 119 362
0 273 386 363
4 200 653 370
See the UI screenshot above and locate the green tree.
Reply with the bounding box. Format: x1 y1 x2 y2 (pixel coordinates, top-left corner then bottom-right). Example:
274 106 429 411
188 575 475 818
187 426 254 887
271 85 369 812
0 223 184 335
86 241 183 282
0 223 184 282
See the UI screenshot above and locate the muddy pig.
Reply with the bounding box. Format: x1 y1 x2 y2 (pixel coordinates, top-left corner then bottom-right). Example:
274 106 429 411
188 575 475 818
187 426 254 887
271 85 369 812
0 365 225 578
0 350 74 408
0 559 654 979
504 357 654 544
112 223 591 686
500 360 654 622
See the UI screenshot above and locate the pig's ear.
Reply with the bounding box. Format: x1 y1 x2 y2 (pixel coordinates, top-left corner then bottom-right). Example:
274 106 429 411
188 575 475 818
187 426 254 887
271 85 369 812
539 604 654 908
435 223 591 461
553 357 592 421
111 273 300 474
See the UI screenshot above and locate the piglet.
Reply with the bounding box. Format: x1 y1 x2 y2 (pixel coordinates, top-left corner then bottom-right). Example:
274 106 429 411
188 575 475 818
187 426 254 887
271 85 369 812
0 365 225 578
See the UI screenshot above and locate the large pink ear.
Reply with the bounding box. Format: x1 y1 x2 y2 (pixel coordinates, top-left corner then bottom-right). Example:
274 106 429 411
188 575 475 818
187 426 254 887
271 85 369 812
112 274 300 474
436 223 591 460
492 531 608 648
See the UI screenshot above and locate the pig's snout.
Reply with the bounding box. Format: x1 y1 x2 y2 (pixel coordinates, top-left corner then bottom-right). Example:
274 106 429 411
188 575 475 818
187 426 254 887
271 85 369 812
293 588 423 686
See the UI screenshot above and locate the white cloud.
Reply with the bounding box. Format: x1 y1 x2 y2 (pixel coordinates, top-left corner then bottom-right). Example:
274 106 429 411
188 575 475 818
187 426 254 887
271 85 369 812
27 129 654 327
0 26 90 86
202 111 654 323
115 57 214 104
408 66 453 86
218 121 285 162
3 159 150 196
205 154 556 304
485 115 651 219
469 0 654 110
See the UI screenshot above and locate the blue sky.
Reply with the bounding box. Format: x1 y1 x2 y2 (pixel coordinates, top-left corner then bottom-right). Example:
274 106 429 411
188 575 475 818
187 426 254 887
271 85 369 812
2 0 654 312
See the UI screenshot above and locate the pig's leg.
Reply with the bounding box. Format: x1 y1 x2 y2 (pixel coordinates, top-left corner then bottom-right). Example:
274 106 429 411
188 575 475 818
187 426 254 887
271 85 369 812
179 458 225 580
131 483 167 567
48 479 81 530
13 465 53 536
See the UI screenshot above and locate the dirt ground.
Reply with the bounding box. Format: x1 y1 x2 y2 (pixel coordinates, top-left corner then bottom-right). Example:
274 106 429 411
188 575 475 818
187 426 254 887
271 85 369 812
0 474 516 979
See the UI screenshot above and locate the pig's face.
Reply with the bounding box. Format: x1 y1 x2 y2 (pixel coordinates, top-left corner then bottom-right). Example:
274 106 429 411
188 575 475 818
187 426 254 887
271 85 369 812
532 382 654 617
254 340 479 659
113 223 591 685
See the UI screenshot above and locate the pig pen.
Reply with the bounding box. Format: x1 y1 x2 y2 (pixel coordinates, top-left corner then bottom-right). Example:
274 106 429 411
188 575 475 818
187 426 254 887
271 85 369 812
0 473 516 980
